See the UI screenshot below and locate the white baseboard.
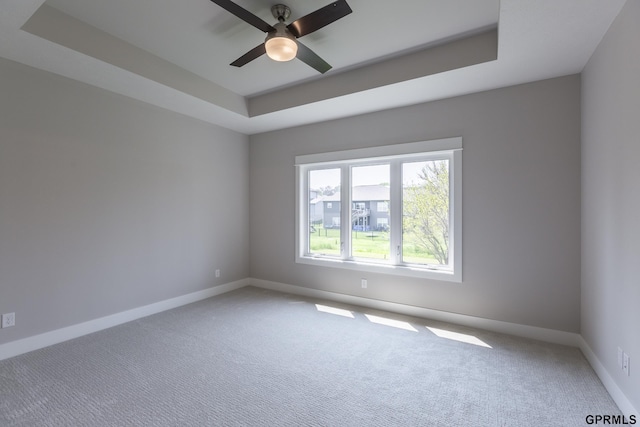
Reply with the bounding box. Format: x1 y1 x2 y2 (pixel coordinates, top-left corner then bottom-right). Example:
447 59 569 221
248 278 581 347
0 279 248 362
578 336 639 418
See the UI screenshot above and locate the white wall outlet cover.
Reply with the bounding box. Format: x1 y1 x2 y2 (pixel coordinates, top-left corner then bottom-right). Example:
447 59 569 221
1 313 16 328
622 352 630 376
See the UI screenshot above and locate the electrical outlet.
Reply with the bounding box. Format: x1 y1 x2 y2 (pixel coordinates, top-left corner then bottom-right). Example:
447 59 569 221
618 347 624 369
215 269 220 278
361 278 367 288
623 352 630 376
1 312 15 328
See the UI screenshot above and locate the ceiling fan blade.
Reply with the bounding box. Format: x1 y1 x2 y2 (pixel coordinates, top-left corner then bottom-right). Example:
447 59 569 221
296 41 331 74
287 0 352 38
210 0 275 33
230 43 266 67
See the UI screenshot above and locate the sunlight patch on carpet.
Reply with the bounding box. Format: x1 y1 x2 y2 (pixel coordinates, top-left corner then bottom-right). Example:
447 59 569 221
426 326 492 348
365 314 418 332
315 304 355 318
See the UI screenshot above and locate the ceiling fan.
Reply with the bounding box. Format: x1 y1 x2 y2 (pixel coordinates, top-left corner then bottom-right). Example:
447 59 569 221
210 0 352 74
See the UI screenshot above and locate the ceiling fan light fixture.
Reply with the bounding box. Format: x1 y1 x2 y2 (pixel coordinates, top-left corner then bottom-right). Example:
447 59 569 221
265 23 298 62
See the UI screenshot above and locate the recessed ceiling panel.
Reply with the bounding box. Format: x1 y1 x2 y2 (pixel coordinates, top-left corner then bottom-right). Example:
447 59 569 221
43 0 499 96
0 0 627 134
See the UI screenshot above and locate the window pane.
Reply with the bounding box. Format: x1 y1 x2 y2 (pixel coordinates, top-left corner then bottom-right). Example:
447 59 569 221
402 160 450 267
309 169 341 256
351 164 390 261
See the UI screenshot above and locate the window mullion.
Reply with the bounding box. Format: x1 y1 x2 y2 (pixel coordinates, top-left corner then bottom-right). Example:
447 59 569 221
341 165 351 260
389 160 402 265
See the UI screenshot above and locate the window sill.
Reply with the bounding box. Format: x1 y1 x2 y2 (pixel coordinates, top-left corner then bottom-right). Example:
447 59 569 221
296 255 461 282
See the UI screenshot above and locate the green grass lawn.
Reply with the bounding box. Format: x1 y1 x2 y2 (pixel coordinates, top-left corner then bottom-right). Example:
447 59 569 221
309 226 440 265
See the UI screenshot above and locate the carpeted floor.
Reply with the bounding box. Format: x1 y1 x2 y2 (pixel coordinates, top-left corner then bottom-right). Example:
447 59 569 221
0 286 620 426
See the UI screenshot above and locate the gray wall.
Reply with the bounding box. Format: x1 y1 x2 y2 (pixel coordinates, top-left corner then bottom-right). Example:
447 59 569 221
582 0 640 411
0 58 249 345
249 75 581 332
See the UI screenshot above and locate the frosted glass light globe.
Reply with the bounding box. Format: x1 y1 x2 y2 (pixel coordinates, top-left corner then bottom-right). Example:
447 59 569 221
265 36 298 62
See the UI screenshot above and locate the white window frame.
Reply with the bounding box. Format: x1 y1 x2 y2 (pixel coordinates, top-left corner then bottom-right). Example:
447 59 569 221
295 137 462 282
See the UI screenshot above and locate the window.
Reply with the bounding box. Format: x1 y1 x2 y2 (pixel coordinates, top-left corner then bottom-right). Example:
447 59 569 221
296 137 462 282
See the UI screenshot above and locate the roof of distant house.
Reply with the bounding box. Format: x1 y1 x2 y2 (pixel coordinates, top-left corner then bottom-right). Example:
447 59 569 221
321 185 389 202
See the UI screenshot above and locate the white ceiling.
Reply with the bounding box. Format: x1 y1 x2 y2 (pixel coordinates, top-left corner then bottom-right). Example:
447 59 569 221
0 0 627 135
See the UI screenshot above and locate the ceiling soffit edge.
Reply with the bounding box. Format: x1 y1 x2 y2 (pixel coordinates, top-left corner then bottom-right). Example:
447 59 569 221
248 28 498 117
